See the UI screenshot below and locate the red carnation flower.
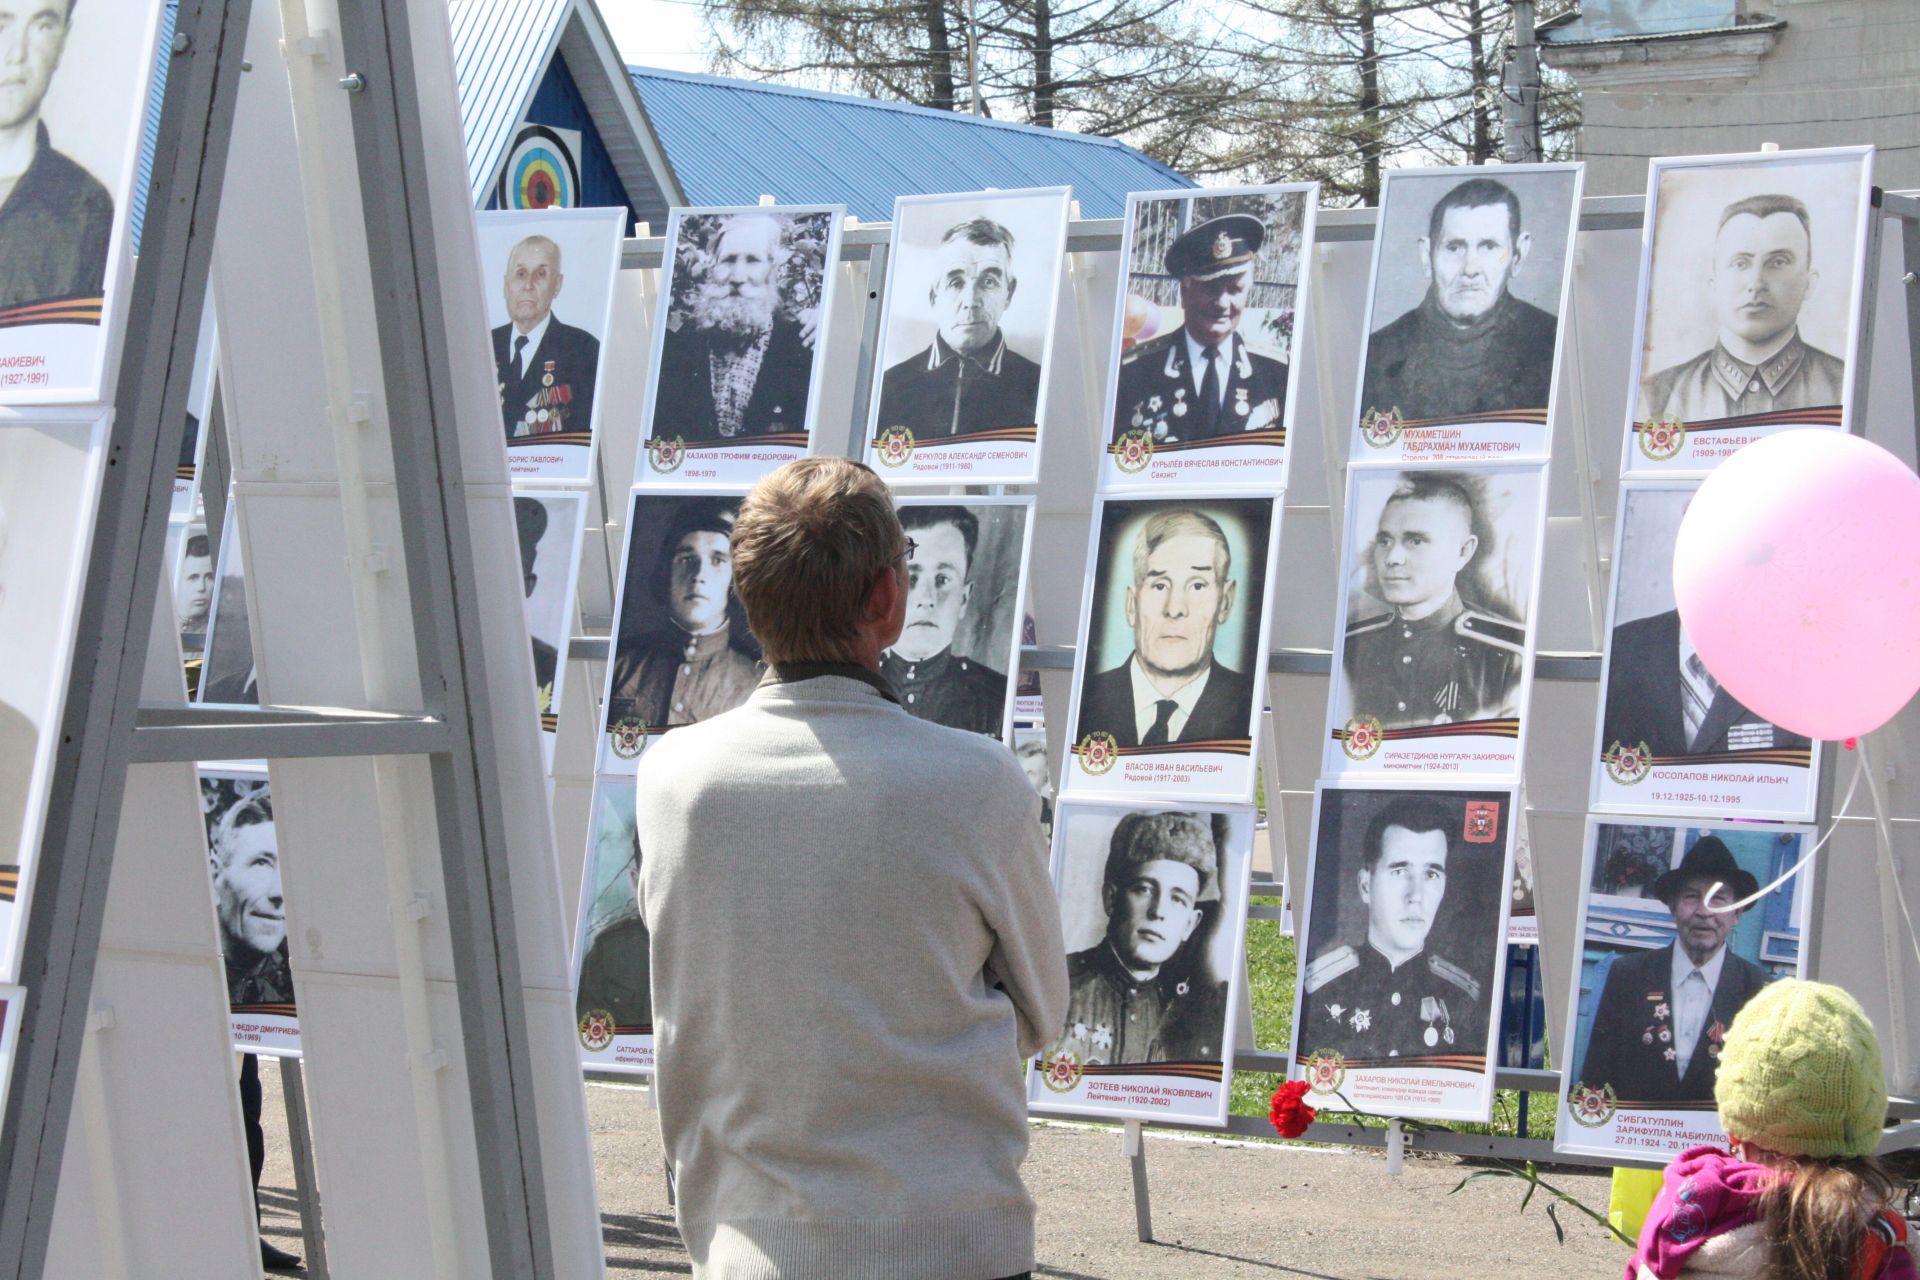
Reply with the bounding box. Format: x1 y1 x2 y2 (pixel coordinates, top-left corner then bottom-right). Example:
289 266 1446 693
1269 1080 1316 1139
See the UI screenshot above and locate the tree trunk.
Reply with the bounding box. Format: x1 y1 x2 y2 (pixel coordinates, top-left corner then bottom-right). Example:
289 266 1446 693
923 0 957 110
1465 0 1493 162
1031 0 1056 127
1359 0 1381 205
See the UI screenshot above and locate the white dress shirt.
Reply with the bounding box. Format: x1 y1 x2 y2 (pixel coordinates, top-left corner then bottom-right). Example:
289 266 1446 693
509 312 553 379
1128 655 1212 744
1182 331 1231 408
1669 943 1727 1077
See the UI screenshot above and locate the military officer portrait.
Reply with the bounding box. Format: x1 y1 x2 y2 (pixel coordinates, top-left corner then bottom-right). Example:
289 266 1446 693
1298 789 1509 1066
1042 807 1247 1068
871 189 1068 440
605 496 764 747
1638 154 1870 431
1074 498 1275 749
1573 833 1777 1108
650 208 835 444
880 499 1031 739
490 233 602 442
1111 211 1291 447
574 779 651 1039
1600 486 1810 760
1337 469 1538 733
1359 169 1578 426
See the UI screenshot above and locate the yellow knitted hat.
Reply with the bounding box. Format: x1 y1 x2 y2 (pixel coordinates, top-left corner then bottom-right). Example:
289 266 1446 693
1714 979 1887 1159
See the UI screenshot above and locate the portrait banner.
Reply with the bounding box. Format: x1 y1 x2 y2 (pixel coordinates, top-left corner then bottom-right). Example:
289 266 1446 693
1322 463 1547 779
637 204 846 487
1014 593 1042 725
862 187 1071 485
1507 804 1538 946
200 767 298 1057
0 1 165 405
475 206 625 485
1 412 109 981
1555 817 1812 1162
172 513 212 662
1621 147 1873 475
1013 726 1055 843
597 488 762 776
1591 482 1819 820
197 502 256 706
572 776 652 1073
886 495 1034 743
1096 184 1319 491
1350 164 1583 464
513 489 588 763
1288 781 1517 1123
1062 492 1280 805
1028 800 1254 1126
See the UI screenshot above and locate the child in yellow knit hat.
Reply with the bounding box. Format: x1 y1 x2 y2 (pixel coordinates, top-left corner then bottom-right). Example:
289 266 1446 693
1629 979 1915 1279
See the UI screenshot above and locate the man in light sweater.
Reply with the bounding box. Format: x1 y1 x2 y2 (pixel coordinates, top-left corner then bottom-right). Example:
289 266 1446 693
637 456 1068 1280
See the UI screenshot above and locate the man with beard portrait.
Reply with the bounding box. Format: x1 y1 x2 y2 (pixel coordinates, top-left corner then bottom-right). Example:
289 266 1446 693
654 213 818 442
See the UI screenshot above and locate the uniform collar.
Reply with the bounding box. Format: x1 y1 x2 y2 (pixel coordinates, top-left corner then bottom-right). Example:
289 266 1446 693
1365 939 1426 974
760 661 902 705
880 645 953 682
1394 593 1465 634
1709 331 1807 401
673 624 734 660
928 330 1006 375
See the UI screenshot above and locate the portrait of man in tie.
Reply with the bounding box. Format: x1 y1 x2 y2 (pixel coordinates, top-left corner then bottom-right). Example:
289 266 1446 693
1073 497 1275 751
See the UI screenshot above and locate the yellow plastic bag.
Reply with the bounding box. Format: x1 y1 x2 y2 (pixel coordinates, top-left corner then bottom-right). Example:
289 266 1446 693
1609 1166 1665 1241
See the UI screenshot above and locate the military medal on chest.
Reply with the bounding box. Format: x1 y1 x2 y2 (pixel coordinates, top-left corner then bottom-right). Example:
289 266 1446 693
1234 386 1250 417
525 360 574 435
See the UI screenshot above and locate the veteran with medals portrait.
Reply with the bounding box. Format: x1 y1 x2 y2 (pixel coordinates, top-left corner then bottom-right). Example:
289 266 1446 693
493 232 600 442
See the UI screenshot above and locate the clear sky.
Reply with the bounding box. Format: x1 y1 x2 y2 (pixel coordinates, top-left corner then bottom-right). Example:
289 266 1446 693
600 0 712 74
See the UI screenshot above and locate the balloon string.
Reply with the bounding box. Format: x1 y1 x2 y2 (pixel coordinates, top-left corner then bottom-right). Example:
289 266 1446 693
1702 749 1866 916
1861 739 1920 976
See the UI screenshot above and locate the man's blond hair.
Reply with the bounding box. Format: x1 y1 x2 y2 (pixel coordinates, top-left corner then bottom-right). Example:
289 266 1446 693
732 458 902 665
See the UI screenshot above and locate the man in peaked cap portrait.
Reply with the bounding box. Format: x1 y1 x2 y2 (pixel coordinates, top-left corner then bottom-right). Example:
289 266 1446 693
1114 213 1288 446
493 233 601 443
1361 176 1558 424
1302 794 1488 1063
879 504 1008 737
876 216 1042 438
1044 810 1229 1066
1574 836 1769 1107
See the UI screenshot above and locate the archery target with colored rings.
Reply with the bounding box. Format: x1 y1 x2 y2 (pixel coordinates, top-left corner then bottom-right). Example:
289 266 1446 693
499 124 582 210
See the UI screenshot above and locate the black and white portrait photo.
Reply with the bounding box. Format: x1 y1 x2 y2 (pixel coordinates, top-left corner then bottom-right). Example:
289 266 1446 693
881 497 1033 740
475 206 624 484
0 0 163 403
200 771 295 1015
642 205 842 481
173 518 213 660
1072 497 1275 749
572 776 652 1071
1355 166 1580 460
513 491 586 740
1627 148 1871 470
1101 185 1316 488
197 506 257 707
865 187 1069 483
1014 728 1054 841
1593 484 1817 819
1 415 105 977
1030 801 1253 1125
1326 466 1543 774
601 492 764 773
1557 819 1808 1161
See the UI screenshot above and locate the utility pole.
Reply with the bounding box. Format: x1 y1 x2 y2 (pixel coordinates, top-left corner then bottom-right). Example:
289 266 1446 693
1502 0 1543 162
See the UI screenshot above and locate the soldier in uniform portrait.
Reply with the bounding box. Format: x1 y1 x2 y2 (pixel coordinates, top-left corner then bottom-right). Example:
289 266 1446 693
654 213 817 442
1361 177 1557 423
513 496 559 711
176 532 214 646
879 505 1008 736
1639 193 1845 425
576 827 650 1033
1602 605 1810 758
606 501 764 733
0 0 115 311
1043 810 1228 1066
492 234 601 442
208 792 294 1008
1342 472 1523 730
876 217 1041 437
1077 508 1254 748
1574 837 1768 1106
1301 794 1487 1061
1113 213 1287 445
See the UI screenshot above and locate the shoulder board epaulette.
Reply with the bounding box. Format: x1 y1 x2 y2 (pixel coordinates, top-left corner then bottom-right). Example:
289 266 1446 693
1304 944 1359 994
1455 610 1525 653
1345 612 1394 638
1428 953 1482 1001
1119 332 1177 366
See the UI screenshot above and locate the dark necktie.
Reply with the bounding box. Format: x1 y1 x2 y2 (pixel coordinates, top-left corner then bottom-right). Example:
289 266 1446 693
1143 698 1178 746
512 333 529 382
1198 345 1220 435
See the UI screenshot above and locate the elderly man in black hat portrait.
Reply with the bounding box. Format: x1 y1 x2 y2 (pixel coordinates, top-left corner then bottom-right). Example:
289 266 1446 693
1575 836 1770 1107
1113 213 1289 445
1043 810 1229 1067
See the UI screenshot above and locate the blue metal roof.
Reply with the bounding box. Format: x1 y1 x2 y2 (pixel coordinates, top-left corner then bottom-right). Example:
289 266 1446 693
626 67 1192 221
130 2 178 255
451 0 573 202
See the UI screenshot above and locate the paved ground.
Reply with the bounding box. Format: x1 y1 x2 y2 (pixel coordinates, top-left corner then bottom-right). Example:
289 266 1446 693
258 1071 1629 1277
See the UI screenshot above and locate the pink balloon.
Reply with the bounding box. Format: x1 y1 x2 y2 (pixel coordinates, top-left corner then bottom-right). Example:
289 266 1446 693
1673 429 1920 741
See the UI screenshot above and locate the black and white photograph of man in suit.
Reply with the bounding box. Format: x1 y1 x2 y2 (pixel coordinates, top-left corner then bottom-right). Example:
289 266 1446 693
1356 167 1579 442
647 207 839 451
476 208 623 483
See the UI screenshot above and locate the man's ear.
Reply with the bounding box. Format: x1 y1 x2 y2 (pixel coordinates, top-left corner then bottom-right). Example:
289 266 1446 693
1006 277 1018 305
1215 577 1237 623
1417 237 1434 283
1510 230 1533 275
552 270 565 300
1123 583 1139 631
867 560 901 624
